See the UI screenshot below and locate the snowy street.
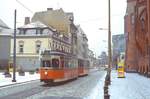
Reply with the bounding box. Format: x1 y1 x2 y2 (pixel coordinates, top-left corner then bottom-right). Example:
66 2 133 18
110 70 150 99
0 70 106 99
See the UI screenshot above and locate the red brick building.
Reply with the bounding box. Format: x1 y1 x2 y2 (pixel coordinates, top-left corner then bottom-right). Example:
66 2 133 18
125 0 150 75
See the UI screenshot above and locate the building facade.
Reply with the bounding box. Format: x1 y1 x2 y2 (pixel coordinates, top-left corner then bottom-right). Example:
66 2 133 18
0 19 12 70
76 25 88 59
10 21 71 71
88 49 95 68
10 8 79 71
125 0 150 74
32 8 77 56
76 25 89 68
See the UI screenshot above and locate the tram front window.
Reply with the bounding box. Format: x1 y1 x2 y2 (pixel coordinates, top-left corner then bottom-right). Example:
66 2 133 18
52 59 59 68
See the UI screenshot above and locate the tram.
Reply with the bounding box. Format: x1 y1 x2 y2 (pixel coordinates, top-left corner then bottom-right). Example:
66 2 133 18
39 50 78 83
78 59 89 76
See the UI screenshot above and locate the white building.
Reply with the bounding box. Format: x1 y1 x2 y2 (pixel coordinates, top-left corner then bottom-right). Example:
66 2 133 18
76 25 89 67
0 19 12 70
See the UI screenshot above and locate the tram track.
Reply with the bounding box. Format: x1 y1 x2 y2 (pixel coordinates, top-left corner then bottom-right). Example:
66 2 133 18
0 80 51 99
0 84 51 99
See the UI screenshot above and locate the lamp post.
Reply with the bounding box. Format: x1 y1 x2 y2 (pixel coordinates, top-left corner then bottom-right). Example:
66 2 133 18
108 0 112 84
12 9 17 82
99 0 112 84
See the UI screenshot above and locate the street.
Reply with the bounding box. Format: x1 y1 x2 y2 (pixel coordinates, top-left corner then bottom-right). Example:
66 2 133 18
0 70 105 99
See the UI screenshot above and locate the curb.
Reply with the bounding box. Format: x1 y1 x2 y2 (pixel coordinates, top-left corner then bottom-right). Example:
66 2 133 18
0 79 40 88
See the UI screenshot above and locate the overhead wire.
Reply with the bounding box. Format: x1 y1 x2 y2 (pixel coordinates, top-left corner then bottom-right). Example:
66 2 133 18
16 0 34 14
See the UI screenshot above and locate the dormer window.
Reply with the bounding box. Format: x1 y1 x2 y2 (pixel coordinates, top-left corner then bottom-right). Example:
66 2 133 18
36 28 42 35
19 30 25 35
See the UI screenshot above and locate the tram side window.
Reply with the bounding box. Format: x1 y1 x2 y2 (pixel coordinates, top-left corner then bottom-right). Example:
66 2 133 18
42 61 51 67
84 61 90 68
52 59 59 68
87 61 90 67
78 60 83 67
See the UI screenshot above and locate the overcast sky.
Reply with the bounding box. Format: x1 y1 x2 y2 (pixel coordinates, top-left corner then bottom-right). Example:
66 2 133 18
0 0 127 57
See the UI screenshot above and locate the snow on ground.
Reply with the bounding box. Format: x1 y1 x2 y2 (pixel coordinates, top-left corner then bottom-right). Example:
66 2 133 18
0 69 106 99
85 71 106 99
110 70 150 99
0 72 40 87
27 70 106 99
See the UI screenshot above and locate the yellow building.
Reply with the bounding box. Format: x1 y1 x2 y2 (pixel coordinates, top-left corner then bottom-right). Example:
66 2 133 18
32 8 77 56
10 21 71 71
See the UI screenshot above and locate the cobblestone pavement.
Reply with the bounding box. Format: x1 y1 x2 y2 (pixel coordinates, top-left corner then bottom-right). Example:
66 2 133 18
27 70 106 99
109 70 150 99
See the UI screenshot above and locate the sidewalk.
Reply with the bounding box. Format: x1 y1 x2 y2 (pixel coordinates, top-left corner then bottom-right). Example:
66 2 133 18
0 72 40 87
109 70 150 99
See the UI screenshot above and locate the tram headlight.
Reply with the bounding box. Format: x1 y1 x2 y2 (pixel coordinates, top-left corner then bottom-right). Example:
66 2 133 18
44 71 48 75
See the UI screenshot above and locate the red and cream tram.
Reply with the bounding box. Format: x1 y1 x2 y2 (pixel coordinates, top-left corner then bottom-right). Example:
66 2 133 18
40 50 78 83
78 59 89 76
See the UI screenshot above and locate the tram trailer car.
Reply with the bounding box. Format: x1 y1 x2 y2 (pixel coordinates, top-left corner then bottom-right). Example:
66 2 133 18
78 59 89 77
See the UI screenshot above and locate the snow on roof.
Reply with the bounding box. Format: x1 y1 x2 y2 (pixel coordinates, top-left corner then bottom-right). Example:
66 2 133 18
18 21 57 31
0 28 13 36
0 19 9 29
18 21 48 28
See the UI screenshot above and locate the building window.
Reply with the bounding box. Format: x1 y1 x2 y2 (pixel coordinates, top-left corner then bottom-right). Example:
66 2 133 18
19 44 24 53
131 15 135 25
36 44 41 53
19 30 25 35
35 40 41 53
36 29 41 35
141 18 145 32
18 41 24 53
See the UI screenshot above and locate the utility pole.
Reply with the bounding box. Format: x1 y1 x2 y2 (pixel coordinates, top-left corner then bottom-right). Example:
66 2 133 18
12 9 17 82
108 0 112 83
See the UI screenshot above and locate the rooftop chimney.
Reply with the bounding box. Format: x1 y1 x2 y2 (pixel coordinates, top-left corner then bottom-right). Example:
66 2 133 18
47 8 53 11
24 17 30 25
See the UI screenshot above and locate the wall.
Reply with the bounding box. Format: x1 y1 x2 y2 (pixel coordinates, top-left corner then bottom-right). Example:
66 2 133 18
0 34 11 68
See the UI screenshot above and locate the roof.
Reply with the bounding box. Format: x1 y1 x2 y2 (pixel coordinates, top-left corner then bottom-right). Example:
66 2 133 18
0 19 9 29
18 21 57 32
18 21 48 28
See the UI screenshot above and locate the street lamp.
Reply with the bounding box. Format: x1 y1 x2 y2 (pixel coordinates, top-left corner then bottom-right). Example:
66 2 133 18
107 0 112 86
108 0 112 71
99 0 112 84
12 9 17 82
